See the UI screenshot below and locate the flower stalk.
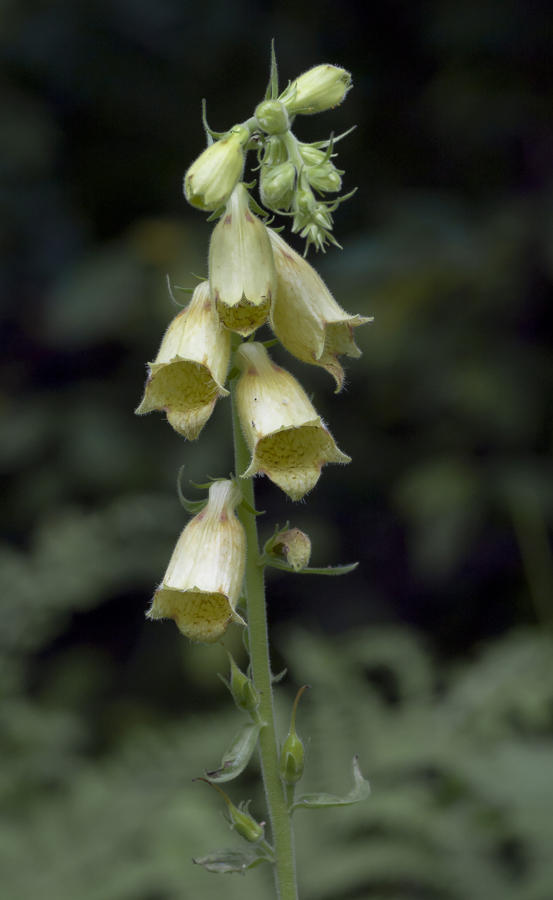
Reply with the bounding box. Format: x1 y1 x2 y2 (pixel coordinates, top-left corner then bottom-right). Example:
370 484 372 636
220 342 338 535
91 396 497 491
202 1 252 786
231 371 299 900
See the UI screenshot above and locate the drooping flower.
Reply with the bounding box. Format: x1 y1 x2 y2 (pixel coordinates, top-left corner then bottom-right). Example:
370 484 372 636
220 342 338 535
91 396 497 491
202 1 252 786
209 183 276 336
148 480 246 643
234 342 350 501
136 281 230 440
184 126 250 211
268 228 371 391
279 65 352 115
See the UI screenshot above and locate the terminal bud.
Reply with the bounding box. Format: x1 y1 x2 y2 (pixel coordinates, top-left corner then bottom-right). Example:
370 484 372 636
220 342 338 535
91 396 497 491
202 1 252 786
279 685 310 784
280 65 352 115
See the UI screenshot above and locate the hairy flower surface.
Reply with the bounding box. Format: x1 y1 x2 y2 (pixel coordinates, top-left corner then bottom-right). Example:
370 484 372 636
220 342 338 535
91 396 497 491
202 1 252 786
268 229 371 391
136 281 230 439
209 183 276 336
280 65 352 114
148 480 246 643
184 126 249 210
235 342 350 501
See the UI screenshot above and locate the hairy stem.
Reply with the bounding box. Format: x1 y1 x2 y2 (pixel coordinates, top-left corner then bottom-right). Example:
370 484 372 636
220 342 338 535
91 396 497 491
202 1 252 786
231 376 299 900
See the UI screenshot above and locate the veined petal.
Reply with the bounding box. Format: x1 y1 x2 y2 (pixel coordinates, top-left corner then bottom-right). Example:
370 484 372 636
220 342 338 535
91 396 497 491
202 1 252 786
210 184 276 336
136 281 230 440
235 342 350 501
268 229 371 391
148 480 246 643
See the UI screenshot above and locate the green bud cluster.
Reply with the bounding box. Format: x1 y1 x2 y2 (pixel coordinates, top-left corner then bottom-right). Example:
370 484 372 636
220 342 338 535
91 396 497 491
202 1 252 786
182 51 355 253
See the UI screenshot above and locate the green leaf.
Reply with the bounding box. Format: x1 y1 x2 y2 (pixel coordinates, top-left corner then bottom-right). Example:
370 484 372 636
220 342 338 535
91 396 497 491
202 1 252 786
263 557 358 576
192 845 272 874
205 722 264 783
292 755 370 811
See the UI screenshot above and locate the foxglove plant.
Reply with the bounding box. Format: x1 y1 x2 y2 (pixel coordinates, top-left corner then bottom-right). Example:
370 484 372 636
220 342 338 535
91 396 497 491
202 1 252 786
138 48 371 900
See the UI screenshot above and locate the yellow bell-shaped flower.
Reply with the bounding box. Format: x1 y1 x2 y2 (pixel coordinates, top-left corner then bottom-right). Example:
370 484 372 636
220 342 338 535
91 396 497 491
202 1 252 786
209 183 276 336
268 228 371 391
136 281 230 440
148 480 246 643
235 342 350 501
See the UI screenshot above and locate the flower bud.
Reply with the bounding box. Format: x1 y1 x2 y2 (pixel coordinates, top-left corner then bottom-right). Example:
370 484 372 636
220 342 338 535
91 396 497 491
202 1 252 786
136 281 230 439
227 652 260 712
267 527 311 571
197 780 264 843
184 126 249 211
255 100 289 135
260 161 296 210
280 65 352 115
209 183 276 335
306 162 342 193
148 480 246 643
298 145 326 166
234 342 350 501
279 686 309 784
268 229 371 391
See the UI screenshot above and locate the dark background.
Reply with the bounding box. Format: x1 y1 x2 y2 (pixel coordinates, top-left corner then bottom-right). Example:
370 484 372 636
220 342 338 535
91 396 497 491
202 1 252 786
1 0 553 724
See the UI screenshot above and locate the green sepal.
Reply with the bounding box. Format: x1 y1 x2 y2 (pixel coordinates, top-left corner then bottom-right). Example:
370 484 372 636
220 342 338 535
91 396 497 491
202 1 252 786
309 125 357 149
205 722 265 783
220 651 260 712
201 98 228 145
291 755 370 812
248 195 271 219
193 846 273 874
237 493 265 517
264 39 279 101
261 338 279 349
226 366 240 381
261 556 358 576
206 206 226 221
173 285 194 294
176 467 207 515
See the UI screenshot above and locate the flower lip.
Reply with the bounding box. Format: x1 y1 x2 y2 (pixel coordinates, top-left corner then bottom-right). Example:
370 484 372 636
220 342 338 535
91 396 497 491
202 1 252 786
136 281 230 440
235 342 350 501
148 479 246 642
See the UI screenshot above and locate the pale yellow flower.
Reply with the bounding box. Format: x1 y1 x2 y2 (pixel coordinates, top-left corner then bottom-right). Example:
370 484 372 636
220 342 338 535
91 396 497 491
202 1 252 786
184 126 249 211
148 480 246 643
268 229 371 391
235 342 350 501
136 281 230 440
209 183 276 336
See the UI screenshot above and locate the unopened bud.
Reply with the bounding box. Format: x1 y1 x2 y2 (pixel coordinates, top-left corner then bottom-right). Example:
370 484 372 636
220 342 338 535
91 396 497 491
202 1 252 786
260 161 296 210
227 652 260 712
184 126 249 211
279 685 310 784
280 65 352 115
196 779 264 843
306 162 342 193
255 100 289 135
267 527 311 572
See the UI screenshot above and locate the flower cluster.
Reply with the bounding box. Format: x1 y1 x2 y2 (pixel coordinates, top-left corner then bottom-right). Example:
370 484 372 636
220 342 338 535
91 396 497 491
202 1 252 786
138 60 369 643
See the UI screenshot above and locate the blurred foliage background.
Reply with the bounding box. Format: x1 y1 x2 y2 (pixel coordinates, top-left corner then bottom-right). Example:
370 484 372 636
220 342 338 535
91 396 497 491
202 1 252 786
1 0 553 897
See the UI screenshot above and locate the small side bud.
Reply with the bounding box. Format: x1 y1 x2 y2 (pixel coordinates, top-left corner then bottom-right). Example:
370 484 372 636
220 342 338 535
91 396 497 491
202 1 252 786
306 162 342 193
265 526 311 572
255 100 289 135
280 65 352 115
195 780 264 843
279 685 310 784
227 652 260 712
260 161 296 211
184 126 249 211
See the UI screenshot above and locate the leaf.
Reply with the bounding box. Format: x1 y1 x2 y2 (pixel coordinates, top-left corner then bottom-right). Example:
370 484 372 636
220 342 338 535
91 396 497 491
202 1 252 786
205 722 264 783
292 756 370 811
264 558 358 576
192 845 272 874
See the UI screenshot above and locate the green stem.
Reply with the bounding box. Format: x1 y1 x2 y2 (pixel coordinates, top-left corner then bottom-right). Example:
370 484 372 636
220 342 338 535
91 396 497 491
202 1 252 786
231 378 299 900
